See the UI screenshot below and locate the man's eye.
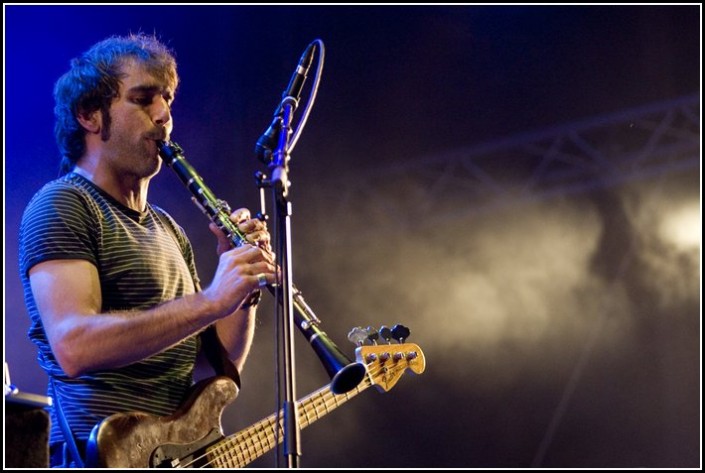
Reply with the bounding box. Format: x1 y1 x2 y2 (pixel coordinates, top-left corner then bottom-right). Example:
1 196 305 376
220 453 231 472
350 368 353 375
134 97 152 106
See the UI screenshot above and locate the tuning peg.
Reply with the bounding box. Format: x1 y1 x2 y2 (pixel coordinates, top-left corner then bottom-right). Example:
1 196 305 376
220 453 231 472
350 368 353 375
347 327 369 347
366 326 379 345
391 324 410 343
379 325 392 344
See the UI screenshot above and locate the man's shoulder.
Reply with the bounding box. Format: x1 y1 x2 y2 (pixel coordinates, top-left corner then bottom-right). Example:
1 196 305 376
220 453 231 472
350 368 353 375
32 173 92 199
23 174 101 220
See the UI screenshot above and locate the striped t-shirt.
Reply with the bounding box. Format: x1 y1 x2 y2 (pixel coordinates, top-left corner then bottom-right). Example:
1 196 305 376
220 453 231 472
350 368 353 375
19 172 202 446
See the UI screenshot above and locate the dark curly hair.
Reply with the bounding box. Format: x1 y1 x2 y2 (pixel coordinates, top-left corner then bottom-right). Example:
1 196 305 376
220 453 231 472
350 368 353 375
54 33 179 175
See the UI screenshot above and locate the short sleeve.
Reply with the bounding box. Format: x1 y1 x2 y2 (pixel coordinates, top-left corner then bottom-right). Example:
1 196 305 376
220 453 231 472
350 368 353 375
19 182 99 278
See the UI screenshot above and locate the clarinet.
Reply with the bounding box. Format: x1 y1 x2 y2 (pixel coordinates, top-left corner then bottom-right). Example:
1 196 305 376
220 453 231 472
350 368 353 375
158 140 365 394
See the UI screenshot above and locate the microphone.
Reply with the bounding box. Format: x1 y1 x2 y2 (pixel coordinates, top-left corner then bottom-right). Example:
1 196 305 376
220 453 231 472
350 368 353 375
255 43 316 163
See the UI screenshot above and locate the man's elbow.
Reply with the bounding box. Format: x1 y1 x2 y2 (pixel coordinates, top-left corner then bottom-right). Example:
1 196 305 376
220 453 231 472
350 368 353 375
50 330 91 378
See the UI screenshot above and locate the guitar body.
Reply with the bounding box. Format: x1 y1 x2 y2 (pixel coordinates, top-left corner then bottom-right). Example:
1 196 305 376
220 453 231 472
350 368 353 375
86 376 239 468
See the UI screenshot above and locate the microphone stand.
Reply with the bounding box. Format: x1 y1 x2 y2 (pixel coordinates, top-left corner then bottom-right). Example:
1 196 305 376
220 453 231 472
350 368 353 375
269 95 301 468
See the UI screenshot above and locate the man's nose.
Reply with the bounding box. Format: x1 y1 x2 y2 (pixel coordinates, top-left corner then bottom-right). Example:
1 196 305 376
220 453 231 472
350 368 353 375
153 96 171 127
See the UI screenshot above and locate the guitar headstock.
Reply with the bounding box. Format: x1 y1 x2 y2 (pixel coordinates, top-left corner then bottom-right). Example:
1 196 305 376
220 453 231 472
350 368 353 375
350 325 426 392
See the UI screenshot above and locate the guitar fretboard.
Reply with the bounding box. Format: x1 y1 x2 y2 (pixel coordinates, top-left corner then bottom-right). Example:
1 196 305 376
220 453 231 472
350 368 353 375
207 377 373 467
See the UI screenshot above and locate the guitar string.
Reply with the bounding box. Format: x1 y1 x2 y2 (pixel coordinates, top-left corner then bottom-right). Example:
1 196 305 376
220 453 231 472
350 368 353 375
208 377 372 468
214 370 378 469
207 348 423 469
188 364 381 468
175 362 386 468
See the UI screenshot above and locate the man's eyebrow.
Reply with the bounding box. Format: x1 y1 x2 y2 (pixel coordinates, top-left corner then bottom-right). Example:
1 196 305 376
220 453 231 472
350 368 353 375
126 84 174 101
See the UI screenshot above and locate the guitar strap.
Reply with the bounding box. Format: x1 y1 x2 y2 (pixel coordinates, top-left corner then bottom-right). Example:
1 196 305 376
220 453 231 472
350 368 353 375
50 377 85 467
201 325 242 388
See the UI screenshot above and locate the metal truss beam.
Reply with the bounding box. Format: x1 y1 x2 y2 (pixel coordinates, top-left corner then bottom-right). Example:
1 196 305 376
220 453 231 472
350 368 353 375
331 94 700 228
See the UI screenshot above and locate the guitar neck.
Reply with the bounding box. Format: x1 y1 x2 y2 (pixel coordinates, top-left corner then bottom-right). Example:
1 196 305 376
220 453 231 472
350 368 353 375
207 376 373 467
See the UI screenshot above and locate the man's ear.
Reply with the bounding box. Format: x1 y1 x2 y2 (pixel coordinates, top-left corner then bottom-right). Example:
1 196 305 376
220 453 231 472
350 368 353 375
76 109 102 134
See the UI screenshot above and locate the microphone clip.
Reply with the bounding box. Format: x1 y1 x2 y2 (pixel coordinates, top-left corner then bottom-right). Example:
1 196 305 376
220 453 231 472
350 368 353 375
255 43 316 165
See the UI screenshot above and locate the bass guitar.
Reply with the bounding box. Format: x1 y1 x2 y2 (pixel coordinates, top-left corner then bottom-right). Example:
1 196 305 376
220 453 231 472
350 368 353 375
86 342 425 468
